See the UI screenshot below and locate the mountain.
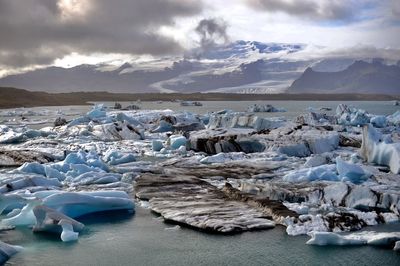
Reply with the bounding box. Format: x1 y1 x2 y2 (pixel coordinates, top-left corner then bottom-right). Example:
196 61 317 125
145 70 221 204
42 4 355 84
288 59 400 95
0 41 309 94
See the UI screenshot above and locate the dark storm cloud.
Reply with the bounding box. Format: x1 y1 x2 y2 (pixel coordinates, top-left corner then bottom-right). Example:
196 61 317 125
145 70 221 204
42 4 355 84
244 0 357 22
0 0 203 67
195 18 229 49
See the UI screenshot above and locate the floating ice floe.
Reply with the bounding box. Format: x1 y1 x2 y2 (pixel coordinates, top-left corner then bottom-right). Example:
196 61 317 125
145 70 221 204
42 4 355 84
307 231 400 251
247 104 286 113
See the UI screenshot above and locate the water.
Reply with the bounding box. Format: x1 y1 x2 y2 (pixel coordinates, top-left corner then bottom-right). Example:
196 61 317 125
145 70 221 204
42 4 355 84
5 208 400 266
1 101 400 265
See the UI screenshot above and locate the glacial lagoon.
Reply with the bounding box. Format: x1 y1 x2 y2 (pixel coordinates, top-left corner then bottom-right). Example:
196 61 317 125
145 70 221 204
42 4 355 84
1 100 400 265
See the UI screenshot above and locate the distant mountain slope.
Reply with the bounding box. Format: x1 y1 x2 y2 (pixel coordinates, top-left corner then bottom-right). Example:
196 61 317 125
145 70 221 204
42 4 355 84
288 60 400 95
0 41 308 93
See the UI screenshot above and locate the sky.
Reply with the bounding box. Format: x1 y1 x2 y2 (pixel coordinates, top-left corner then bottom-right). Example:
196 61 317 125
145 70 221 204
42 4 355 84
0 0 399 76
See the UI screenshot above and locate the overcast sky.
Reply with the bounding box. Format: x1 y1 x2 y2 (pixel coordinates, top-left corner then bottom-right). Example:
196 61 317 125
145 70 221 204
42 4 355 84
0 0 399 74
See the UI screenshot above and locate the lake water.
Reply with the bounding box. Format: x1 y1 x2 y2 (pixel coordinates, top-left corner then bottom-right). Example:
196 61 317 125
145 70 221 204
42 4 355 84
5 208 400 266
2 100 400 265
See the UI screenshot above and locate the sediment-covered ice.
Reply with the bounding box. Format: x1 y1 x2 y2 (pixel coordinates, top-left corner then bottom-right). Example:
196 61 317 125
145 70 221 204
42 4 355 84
208 111 286 131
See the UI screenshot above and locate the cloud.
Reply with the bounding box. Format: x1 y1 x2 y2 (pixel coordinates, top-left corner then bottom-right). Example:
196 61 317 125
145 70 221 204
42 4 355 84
0 0 203 68
284 44 400 62
195 18 229 48
392 0 400 19
243 0 361 22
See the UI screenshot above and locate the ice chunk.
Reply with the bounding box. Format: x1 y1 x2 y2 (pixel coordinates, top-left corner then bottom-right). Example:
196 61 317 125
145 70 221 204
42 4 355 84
307 231 400 248
360 124 400 174
247 104 285 113
17 162 46 175
92 121 144 141
336 157 371 184
387 110 400 126
370 115 387 128
0 194 28 214
380 212 399 223
307 232 365 246
152 140 164 152
0 175 62 193
394 241 400 251
323 183 348 206
169 136 187 150
304 155 328 168
42 191 134 218
283 164 338 182
103 150 135 165
336 104 370 126
151 120 174 133
285 214 328 236
0 241 23 265
208 112 285 131
59 219 79 242
33 205 84 242
345 186 377 210
278 143 310 157
86 104 106 119
1 200 42 226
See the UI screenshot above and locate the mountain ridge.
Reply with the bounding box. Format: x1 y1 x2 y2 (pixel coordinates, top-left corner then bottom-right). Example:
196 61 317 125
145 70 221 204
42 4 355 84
288 60 400 95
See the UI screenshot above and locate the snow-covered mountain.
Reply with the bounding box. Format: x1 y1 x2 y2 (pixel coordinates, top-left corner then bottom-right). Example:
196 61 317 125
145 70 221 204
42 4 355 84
2 41 394 94
0 41 313 93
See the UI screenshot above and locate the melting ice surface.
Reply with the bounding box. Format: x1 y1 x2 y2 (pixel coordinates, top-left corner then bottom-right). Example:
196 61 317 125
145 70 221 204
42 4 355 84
0 101 399 265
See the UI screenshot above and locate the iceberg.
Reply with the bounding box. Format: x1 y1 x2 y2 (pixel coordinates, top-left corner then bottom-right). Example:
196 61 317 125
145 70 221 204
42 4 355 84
42 192 134 218
360 124 400 174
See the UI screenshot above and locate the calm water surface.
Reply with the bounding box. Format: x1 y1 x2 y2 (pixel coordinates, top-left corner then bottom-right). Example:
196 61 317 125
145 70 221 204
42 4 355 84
6 208 400 266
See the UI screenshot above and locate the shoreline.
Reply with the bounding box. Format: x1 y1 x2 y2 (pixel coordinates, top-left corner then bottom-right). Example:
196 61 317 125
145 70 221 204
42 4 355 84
0 87 399 109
